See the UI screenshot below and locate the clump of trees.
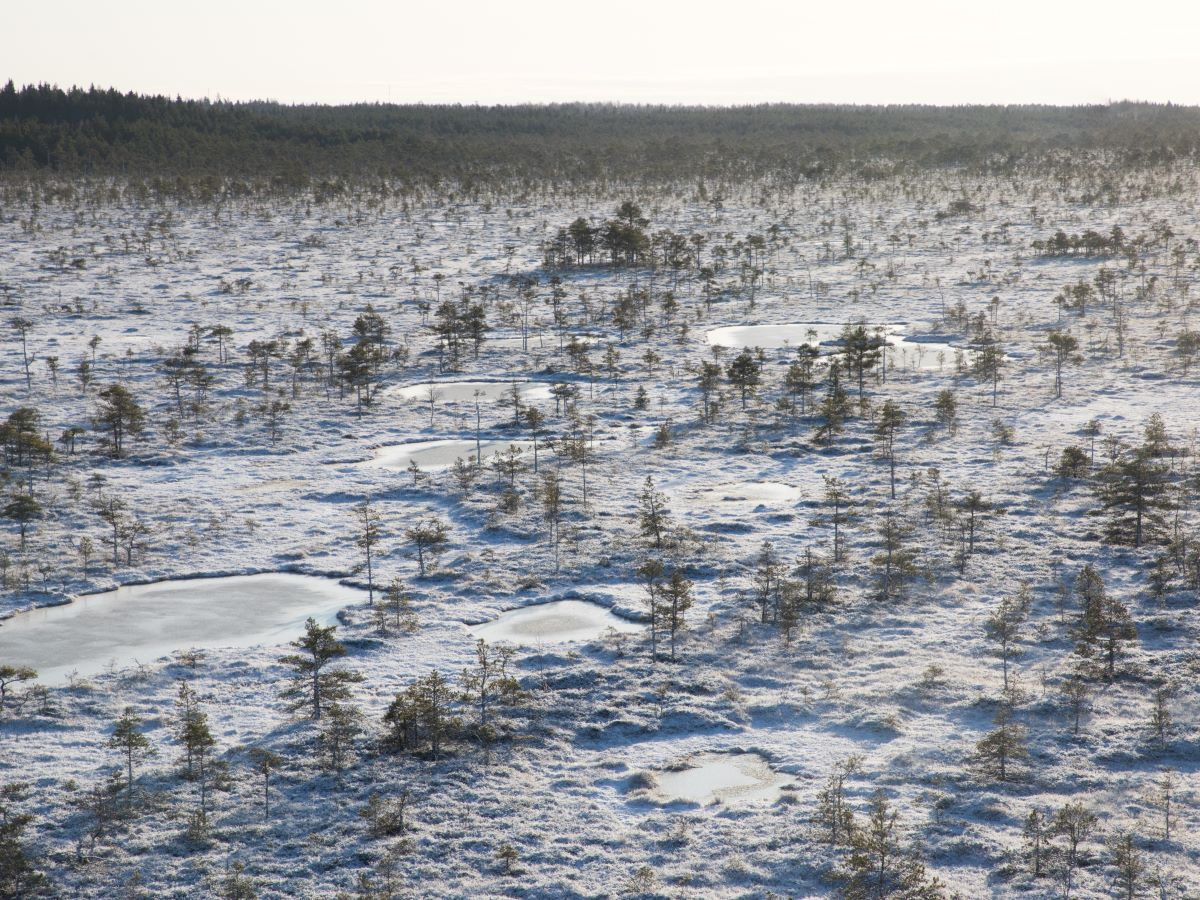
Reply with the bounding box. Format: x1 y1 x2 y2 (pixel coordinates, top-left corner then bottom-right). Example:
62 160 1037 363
545 202 652 268
1032 226 1126 257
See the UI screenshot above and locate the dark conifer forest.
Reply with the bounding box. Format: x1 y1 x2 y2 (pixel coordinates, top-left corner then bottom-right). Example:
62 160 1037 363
4 81 1200 184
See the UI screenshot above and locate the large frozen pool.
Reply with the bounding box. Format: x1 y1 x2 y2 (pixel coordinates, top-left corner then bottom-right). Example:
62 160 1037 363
0 573 365 684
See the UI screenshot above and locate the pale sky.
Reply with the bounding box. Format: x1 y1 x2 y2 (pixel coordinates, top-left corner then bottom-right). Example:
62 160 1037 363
8 0 1200 105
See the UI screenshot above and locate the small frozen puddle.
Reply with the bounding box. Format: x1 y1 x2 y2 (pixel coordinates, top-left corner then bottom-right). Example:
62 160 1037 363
363 439 532 471
0 573 365 684
390 381 552 403
652 752 790 806
706 323 971 371
469 600 641 644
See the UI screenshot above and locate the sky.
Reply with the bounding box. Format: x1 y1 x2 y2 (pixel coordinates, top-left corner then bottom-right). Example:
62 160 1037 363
8 0 1200 106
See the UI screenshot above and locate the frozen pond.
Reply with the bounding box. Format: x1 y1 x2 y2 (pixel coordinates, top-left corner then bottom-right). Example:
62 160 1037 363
390 380 552 403
698 481 802 506
0 573 365 684
652 752 791 806
469 599 642 644
706 323 887 349
363 439 532 471
706 323 970 371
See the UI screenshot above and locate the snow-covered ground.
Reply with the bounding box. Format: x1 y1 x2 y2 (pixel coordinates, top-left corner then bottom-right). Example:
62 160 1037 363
0 169 1197 897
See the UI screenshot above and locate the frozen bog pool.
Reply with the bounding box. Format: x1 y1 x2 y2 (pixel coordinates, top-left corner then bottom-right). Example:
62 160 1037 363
469 599 641 644
706 323 881 349
363 439 532 471
705 322 971 370
652 752 791 806
701 481 802 505
887 339 967 371
390 380 552 403
0 573 365 684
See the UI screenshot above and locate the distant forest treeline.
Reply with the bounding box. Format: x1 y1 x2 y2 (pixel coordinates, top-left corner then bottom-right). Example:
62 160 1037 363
4 81 1200 186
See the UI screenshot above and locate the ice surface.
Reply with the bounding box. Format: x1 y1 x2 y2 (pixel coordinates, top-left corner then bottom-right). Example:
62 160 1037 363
361 438 533 471
705 322 971 370
704 481 803 505
652 752 790 806
468 599 642 644
0 573 365 684
705 323 879 349
389 380 552 403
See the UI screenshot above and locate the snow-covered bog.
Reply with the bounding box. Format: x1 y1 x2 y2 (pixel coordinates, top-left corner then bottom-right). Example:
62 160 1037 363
0 170 1197 897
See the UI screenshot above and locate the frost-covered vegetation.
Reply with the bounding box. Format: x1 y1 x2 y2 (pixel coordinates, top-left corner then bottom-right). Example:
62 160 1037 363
1 105 1199 897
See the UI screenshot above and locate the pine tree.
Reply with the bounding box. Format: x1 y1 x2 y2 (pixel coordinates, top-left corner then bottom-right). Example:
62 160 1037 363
0 786 47 898
383 671 458 759
1074 572 1136 680
1097 449 1171 548
405 517 449 577
1022 809 1050 879
354 498 381 603
783 344 820 417
637 476 670 549
840 322 885 402
461 639 521 726
933 389 957 435
318 702 363 773
382 578 418 633
871 512 918 601
1052 802 1097 896
0 666 36 720
2 494 41 549
1149 769 1176 841
278 618 364 720
816 360 851 445
983 598 1023 692
660 568 693 662
970 337 1006 406
973 706 1028 782
1060 675 1092 736
840 790 943 899
174 681 214 782
247 748 282 821
1110 832 1145 900
1146 683 1175 753
751 540 783 624
874 400 907 499
1043 330 1080 398
93 384 145 458
636 557 664 661
725 348 760 409
814 757 860 846
820 475 852 562
108 707 155 806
